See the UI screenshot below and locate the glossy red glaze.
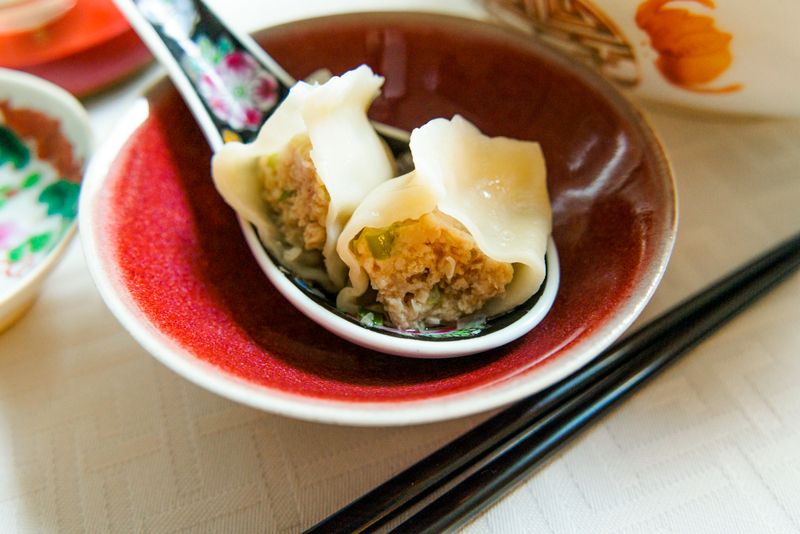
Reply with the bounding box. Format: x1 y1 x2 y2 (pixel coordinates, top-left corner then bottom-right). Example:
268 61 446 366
100 14 674 404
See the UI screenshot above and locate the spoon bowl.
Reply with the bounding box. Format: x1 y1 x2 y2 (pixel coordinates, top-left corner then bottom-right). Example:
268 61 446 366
244 218 559 357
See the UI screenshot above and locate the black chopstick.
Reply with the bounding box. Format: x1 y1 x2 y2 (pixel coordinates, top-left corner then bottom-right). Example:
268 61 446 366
303 231 800 534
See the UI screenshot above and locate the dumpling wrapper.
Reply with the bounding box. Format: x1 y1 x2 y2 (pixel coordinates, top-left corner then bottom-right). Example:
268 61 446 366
337 114 552 318
211 64 395 290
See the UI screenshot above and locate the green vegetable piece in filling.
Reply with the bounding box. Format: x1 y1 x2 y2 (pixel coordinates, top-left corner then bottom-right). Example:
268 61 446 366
363 224 397 260
358 307 384 326
278 189 296 203
266 152 279 170
427 284 442 306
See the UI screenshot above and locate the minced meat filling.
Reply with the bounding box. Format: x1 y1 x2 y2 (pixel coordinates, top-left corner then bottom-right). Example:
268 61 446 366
260 133 330 251
352 210 514 330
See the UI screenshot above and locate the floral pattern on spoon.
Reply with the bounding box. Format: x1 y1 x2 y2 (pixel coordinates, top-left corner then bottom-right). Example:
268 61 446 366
136 0 284 140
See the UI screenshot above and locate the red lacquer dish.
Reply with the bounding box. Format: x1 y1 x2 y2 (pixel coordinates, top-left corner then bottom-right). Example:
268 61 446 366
0 0 151 96
80 13 676 425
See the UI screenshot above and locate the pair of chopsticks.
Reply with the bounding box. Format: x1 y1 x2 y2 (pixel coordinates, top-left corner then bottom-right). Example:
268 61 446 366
303 230 800 534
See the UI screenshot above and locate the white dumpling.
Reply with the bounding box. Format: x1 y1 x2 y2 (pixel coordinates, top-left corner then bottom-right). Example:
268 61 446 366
211 65 395 290
337 114 551 322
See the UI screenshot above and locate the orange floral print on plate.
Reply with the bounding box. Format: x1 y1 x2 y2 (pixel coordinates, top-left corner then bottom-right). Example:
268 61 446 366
636 0 742 93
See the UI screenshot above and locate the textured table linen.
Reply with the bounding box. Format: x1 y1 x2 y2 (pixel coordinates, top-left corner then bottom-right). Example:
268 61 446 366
1 1 800 532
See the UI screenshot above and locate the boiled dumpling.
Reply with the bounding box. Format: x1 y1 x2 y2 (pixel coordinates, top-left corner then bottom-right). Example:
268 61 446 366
211 65 395 291
337 115 551 330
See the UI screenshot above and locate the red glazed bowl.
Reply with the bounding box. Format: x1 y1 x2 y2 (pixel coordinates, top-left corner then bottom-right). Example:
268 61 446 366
80 12 676 425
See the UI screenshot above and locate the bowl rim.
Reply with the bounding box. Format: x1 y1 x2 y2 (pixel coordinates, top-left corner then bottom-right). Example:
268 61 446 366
0 0 75 35
0 68 93 320
79 11 677 426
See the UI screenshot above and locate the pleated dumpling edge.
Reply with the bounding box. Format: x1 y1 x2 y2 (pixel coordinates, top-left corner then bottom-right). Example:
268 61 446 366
210 65 395 291
337 115 552 327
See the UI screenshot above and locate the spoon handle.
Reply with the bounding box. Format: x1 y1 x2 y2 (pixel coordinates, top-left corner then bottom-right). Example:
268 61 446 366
112 0 296 150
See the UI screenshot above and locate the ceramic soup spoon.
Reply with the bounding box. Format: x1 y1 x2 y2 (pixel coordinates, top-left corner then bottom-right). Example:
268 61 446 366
112 0 559 357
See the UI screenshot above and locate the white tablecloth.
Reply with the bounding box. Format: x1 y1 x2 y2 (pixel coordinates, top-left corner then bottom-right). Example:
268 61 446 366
2 1 800 532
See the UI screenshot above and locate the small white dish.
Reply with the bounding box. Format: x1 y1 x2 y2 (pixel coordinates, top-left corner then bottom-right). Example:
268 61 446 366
0 68 92 332
483 0 800 117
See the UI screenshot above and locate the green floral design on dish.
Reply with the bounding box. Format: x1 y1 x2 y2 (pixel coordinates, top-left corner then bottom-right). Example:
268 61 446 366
0 125 30 169
0 125 79 288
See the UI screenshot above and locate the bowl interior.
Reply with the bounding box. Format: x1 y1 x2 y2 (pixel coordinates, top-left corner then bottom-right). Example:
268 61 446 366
83 13 675 425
